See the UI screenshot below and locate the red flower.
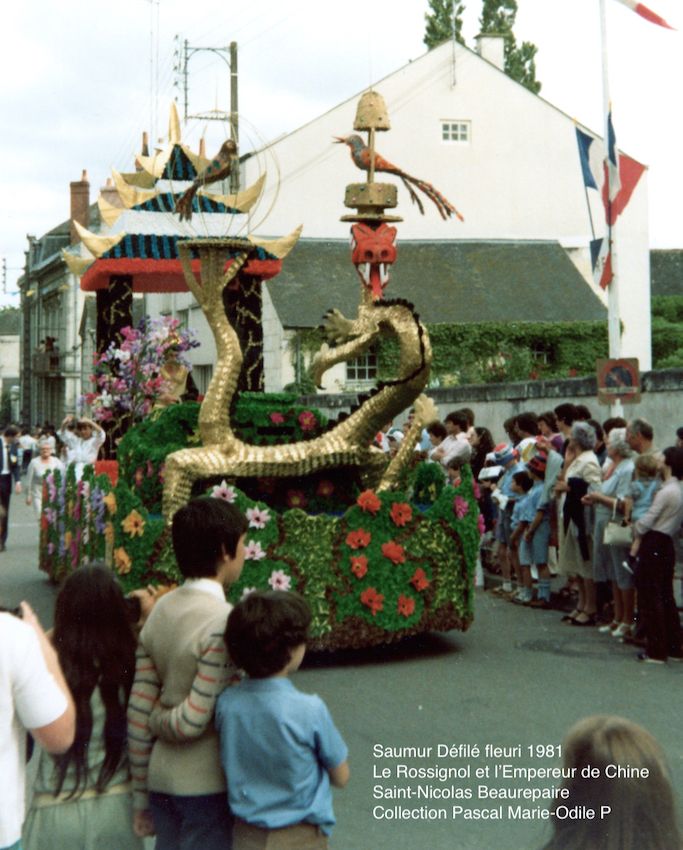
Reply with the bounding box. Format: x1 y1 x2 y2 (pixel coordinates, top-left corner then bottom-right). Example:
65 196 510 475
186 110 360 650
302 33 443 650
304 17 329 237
350 556 368 578
316 479 335 497
397 594 416 617
360 587 384 616
346 529 371 549
286 489 308 509
382 541 406 565
357 489 381 514
390 502 412 527
298 411 318 431
270 411 285 424
410 568 430 592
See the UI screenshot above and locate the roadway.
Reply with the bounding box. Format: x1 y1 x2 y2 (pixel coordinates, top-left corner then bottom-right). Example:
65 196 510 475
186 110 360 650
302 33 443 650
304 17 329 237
2 495 681 850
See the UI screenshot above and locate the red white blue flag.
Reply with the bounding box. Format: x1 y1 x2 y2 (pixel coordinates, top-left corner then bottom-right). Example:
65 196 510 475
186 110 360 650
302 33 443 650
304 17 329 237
575 121 646 226
590 236 614 290
612 0 675 29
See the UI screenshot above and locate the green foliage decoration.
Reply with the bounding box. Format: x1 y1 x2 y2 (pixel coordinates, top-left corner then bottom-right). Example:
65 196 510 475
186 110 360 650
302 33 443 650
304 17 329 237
39 469 479 648
412 461 448 506
117 396 329 514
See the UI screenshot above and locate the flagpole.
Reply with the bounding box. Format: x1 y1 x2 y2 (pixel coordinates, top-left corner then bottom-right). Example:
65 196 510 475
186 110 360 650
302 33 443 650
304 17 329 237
599 0 624 417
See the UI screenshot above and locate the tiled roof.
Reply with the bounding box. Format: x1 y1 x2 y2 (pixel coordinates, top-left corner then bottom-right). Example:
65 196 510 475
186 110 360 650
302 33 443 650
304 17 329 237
651 250 683 297
265 239 607 328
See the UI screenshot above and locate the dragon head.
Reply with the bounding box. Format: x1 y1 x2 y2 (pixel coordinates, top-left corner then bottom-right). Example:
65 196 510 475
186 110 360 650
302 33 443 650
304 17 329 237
350 222 397 300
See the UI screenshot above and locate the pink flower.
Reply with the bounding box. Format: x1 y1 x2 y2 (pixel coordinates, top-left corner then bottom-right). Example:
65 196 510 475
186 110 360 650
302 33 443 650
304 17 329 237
298 411 318 432
268 570 291 591
211 480 237 502
246 506 270 529
477 513 486 536
245 540 267 561
473 482 481 500
453 495 470 519
269 412 285 424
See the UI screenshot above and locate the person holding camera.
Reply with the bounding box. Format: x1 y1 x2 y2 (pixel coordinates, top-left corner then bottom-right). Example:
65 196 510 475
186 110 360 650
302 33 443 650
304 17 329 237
0 602 75 850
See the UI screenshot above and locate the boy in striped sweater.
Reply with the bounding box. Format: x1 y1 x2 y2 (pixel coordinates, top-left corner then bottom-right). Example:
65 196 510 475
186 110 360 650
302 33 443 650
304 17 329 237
127 497 247 850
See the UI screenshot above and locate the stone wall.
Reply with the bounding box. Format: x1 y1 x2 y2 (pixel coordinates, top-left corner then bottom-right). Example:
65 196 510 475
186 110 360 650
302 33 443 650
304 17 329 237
301 368 683 445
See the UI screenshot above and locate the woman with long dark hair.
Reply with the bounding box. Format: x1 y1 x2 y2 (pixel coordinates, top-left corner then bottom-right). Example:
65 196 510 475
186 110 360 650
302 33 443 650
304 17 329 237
23 565 144 850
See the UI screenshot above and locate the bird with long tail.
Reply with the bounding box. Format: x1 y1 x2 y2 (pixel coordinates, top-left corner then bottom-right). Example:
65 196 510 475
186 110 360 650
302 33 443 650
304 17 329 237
335 134 464 222
175 139 237 221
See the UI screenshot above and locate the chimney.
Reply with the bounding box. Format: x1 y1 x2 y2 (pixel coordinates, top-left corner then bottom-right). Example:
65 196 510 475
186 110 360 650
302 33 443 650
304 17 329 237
475 33 506 71
70 169 90 244
99 176 124 209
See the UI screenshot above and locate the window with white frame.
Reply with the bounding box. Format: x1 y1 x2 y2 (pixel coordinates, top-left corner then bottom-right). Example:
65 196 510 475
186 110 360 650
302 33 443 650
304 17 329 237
441 120 470 143
192 364 214 395
346 350 378 386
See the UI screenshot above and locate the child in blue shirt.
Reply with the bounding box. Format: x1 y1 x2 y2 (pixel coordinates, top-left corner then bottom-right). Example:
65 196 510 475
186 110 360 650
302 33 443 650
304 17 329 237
216 591 349 849
509 470 535 604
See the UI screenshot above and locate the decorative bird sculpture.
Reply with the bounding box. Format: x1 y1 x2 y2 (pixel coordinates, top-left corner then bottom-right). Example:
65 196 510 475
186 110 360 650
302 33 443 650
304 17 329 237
335 134 464 222
175 139 238 221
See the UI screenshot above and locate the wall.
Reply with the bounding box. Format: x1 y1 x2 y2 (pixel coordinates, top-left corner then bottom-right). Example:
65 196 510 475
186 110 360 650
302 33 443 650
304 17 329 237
300 369 683 447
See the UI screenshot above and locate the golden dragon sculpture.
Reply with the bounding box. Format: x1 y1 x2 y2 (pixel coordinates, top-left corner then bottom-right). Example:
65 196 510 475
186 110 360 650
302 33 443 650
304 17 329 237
161 227 437 520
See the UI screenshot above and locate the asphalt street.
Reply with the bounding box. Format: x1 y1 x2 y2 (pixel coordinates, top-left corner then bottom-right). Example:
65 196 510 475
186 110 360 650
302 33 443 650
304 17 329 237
2 494 682 850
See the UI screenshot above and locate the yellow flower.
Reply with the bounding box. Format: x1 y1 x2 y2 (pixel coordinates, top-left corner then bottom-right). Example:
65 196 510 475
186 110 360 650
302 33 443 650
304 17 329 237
114 547 132 575
104 493 117 515
63 531 72 549
104 523 114 546
122 509 145 538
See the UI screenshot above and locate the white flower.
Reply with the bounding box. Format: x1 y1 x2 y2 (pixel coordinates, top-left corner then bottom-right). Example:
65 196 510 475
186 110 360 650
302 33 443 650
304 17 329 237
114 349 131 363
211 480 236 502
246 506 270 529
245 540 266 561
268 570 291 591
240 586 257 599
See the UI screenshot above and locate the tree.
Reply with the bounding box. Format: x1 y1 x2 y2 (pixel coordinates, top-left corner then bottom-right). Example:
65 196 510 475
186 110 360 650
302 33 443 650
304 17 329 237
424 0 466 49
479 0 541 94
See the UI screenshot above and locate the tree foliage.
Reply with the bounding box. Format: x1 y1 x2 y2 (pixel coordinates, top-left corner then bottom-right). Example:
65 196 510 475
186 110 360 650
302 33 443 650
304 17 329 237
479 0 541 93
424 0 466 49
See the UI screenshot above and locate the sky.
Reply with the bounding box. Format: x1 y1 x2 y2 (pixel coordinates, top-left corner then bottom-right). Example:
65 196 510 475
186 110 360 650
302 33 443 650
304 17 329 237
1 0 680 307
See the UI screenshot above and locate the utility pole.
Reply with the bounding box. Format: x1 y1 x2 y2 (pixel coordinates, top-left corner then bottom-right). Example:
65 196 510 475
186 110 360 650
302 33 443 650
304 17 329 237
174 38 240 191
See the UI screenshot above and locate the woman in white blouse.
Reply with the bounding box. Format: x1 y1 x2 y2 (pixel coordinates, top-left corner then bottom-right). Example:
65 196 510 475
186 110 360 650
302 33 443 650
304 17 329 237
25 439 64 520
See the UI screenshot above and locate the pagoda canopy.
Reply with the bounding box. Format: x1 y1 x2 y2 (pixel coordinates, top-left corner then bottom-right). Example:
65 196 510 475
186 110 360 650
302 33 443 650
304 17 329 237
63 104 300 291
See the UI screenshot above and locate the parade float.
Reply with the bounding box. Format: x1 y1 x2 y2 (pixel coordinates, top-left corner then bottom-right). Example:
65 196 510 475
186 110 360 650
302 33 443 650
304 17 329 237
41 95 478 649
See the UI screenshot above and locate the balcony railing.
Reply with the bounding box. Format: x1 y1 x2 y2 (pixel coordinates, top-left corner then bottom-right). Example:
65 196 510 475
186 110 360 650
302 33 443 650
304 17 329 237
32 350 78 376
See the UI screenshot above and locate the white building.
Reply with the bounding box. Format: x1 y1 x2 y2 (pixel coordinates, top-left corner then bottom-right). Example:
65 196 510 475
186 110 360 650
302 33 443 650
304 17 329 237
239 35 649 374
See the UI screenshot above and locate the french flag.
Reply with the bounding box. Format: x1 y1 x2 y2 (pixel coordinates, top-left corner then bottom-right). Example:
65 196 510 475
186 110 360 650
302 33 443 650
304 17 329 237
613 0 675 29
575 120 646 226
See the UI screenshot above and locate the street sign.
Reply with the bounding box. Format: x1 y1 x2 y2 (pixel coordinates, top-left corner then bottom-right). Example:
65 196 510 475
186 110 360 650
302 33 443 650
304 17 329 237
596 358 640 405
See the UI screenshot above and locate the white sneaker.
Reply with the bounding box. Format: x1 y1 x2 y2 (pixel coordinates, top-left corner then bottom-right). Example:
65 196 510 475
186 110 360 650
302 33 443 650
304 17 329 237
613 623 634 639
598 621 618 635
